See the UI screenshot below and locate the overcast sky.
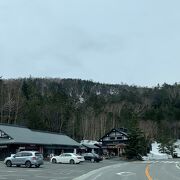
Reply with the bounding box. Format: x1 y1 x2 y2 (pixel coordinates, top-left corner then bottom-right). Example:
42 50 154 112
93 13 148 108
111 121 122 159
1 0 180 87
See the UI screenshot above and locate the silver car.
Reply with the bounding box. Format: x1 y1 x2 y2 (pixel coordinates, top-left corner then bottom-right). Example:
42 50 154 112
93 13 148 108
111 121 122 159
4 151 43 168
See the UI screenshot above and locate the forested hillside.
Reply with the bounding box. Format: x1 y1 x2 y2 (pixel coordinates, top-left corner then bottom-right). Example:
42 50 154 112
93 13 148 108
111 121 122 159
0 77 180 141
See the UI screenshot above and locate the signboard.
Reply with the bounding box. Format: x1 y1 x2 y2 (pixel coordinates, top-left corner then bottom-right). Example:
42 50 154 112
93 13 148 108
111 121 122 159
19 147 25 150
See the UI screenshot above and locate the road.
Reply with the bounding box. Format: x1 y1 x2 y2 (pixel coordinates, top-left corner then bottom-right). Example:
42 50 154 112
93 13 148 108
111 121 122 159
74 160 180 180
0 159 121 180
0 159 180 179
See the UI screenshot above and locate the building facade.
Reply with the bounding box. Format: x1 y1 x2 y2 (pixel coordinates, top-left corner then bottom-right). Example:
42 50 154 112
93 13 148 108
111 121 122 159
0 124 80 160
99 128 128 157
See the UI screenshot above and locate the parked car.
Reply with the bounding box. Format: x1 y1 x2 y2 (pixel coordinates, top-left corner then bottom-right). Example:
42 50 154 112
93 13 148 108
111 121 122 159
51 153 84 164
4 151 43 168
82 152 103 162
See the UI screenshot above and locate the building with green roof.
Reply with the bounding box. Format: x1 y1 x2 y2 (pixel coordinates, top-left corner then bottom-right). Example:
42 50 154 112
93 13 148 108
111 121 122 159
0 124 80 160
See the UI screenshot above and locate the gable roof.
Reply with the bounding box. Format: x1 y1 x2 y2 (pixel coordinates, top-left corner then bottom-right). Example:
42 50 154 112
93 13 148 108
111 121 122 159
0 124 80 147
99 128 128 141
114 128 128 136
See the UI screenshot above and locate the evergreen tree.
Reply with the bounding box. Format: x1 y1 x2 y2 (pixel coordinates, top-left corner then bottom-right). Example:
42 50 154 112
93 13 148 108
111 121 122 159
158 137 175 156
157 122 175 156
125 127 148 159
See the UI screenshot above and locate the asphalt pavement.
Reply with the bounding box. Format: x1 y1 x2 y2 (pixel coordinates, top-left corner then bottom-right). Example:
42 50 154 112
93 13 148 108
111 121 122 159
0 159 180 180
0 159 121 180
73 159 180 180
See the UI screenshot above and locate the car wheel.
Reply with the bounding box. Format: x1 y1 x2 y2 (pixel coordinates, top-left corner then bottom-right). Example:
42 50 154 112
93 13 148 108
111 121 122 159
6 160 12 167
52 158 57 164
91 158 95 163
70 159 75 164
25 161 31 168
35 164 40 168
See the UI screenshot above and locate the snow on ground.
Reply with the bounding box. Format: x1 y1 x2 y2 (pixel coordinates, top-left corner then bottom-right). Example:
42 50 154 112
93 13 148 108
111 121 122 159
143 142 172 160
80 140 101 145
174 139 180 157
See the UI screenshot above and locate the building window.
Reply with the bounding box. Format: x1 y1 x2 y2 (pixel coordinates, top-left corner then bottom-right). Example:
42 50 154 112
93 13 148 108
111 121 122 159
110 137 115 140
117 137 122 140
0 130 9 139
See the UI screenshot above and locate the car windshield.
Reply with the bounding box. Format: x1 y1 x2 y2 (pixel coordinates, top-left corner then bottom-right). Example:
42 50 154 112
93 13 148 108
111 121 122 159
35 153 43 157
92 153 99 157
73 153 80 156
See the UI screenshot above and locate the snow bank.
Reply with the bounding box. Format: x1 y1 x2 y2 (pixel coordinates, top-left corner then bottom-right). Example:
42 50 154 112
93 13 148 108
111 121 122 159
174 139 180 157
143 142 172 160
80 140 101 145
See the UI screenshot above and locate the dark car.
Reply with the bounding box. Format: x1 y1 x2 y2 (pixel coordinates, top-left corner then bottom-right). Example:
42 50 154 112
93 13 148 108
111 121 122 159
82 152 103 163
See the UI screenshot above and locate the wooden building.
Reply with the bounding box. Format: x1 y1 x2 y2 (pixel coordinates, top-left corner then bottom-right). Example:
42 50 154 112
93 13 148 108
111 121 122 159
99 128 128 157
0 124 80 160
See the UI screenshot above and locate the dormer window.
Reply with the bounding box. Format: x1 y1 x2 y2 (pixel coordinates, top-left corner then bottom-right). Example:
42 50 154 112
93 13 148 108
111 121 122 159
0 130 11 139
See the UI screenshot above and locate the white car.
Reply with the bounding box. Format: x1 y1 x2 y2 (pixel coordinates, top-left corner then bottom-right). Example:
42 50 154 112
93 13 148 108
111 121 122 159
50 153 84 164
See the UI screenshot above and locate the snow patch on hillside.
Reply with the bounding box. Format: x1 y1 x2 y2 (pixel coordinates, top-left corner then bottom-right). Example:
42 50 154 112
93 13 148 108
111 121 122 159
109 88 118 95
79 96 84 103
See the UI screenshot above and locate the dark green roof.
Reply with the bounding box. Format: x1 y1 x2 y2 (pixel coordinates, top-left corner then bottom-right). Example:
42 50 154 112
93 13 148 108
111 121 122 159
0 124 79 147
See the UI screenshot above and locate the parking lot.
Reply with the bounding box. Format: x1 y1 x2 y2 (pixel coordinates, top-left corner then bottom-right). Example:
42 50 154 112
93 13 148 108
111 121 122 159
0 159 122 180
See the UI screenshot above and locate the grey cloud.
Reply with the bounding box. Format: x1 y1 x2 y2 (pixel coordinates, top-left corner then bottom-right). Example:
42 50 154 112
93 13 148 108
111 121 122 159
1 0 180 86
63 26 124 53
